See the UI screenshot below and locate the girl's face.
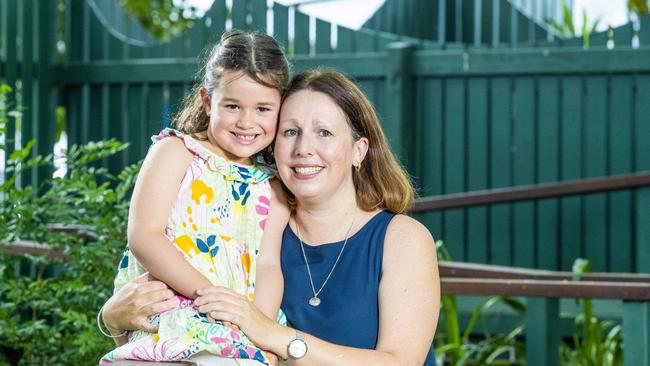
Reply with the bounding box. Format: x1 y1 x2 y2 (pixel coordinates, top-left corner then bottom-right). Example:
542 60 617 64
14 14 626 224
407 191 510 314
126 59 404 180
200 71 281 164
275 90 368 204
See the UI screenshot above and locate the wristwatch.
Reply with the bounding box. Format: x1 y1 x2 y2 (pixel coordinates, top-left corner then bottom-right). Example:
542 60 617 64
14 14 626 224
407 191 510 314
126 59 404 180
287 330 308 359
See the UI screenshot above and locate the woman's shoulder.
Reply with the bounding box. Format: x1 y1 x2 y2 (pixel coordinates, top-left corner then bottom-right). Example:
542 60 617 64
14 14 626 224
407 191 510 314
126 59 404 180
383 214 436 258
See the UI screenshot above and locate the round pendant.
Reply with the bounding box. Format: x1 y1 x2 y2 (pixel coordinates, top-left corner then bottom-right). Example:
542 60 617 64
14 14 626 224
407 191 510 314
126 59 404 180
309 296 321 306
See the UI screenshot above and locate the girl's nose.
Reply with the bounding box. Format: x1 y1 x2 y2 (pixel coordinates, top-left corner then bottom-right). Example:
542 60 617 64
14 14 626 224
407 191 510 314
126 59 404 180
236 109 255 129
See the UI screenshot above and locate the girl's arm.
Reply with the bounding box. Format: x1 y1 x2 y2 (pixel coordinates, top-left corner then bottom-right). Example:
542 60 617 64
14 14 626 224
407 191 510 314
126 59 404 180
194 214 440 366
253 179 290 320
127 137 213 299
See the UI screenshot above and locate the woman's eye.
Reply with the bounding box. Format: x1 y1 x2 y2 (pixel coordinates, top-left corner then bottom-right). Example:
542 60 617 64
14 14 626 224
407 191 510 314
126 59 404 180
225 104 240 110
319 130 332 137
257 107 271 113
284 129 299 137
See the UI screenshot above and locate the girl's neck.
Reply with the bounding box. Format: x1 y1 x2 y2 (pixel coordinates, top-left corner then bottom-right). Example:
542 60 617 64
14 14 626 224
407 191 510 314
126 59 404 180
195 133 254 166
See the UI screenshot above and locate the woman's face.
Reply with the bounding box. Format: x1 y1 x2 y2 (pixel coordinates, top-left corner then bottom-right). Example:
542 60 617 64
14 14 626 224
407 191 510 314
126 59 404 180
275 90 367 204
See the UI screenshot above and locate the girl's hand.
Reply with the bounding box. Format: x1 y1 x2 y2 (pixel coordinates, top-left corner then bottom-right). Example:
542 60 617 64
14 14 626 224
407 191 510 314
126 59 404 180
194 286 278 349
103 272 179 333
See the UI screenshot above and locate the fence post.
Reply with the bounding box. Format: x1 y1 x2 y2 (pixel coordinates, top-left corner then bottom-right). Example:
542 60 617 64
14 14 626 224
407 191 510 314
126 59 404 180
622 301 650 365
384 42 416 170
3 0 18 163
34 0 58 185
525 298 559 366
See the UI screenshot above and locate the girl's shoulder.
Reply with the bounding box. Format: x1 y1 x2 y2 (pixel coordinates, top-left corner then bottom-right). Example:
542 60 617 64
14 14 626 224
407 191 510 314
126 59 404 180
150 128 207 160
151 128 275 184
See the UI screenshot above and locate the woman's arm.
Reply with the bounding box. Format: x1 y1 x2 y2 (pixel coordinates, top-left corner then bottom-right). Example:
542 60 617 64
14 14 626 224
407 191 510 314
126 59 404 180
253 179 289 320
102 272 179 346
194 214 440 366
127 138 213 299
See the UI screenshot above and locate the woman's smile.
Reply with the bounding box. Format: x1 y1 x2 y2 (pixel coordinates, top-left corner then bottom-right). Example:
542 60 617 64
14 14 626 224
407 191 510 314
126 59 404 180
292 164 324 179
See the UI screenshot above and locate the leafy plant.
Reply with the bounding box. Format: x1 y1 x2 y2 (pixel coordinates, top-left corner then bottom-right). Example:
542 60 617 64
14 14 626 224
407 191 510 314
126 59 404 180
545 0 600 48
628 0 649 16
119 0 199 42
0 97 140 364
434 241 526 366
559 259 623 366
0 84 23 151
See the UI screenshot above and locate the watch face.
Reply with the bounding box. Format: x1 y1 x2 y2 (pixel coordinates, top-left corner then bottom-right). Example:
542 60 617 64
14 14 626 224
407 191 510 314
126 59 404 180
288 339 307 358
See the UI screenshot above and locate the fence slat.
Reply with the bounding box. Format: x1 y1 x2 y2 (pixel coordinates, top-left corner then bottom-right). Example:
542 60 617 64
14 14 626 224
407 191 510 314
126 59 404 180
294 10 310 55
608 75 633 272
272 3 289 53
315 19 331 54
623 301 650 365
489 77 512 266
336 26 354 53
636 74 650 273
4 0 17 165
536 76 560 270
444 77 467 261
467 77 488 263
418 77 444 243
512 77 535 268
249 0 267 33
560 76 583 270
20 0 35 186
147 84 164 139
35 0 57 184
584 76 608 271
231 0 248 31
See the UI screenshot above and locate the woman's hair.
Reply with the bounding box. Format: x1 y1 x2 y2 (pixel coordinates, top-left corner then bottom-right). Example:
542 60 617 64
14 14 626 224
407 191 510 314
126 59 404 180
281 69 414 214
173 30 289 135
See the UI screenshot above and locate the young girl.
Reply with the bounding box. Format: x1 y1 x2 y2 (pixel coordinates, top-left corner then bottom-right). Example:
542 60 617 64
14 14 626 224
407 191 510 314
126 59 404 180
99 31 290 365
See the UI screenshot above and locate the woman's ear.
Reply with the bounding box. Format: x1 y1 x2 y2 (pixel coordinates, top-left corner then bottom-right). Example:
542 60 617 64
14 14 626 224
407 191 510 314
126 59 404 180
353 137 369 166
199 87 211 115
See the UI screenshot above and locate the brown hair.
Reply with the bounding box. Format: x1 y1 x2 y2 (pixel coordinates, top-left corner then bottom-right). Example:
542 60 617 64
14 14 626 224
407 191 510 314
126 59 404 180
281 69 414 214
173 30 289 136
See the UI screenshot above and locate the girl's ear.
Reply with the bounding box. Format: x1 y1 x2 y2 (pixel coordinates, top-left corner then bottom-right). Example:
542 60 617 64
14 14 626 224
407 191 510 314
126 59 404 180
199 87 211 115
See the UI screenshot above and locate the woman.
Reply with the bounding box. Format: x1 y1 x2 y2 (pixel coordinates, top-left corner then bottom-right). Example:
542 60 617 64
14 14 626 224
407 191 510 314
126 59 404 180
101 70 440 365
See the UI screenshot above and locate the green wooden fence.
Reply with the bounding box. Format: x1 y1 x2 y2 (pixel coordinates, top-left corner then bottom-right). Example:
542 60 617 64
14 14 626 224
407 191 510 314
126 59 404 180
2 1 650 364
2 0 650 274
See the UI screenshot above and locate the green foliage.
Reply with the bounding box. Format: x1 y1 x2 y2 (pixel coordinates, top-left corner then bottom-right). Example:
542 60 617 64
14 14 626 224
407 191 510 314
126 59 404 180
628 0 649 16
119 0 199 42
560 259 623 366
0 84 21 151
0 102 140 363
434 241 526 366
545 1 600 48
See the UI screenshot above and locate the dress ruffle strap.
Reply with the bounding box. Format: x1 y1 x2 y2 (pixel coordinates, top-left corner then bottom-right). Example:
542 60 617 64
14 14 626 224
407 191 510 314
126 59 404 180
151 128 274 184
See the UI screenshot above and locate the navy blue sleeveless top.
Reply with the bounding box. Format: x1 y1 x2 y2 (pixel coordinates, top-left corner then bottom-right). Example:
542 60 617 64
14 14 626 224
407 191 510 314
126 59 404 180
280 211 436 365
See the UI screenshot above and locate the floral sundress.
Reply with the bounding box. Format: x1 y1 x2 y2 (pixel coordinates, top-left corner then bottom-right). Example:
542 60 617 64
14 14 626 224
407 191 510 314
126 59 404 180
100 128 282 365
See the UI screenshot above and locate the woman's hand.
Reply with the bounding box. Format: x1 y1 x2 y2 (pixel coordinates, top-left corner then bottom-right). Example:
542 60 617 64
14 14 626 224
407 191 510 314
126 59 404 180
103 272 179 334
194 286 279 350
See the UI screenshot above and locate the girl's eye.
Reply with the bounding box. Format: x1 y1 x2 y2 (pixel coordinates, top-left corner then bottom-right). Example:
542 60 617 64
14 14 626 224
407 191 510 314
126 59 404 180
319 130 332 137
283 129 299 137
225 104 240 110
257 107 271 113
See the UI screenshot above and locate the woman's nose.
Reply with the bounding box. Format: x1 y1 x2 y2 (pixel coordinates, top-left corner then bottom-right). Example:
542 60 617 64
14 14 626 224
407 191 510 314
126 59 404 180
294 135 313 157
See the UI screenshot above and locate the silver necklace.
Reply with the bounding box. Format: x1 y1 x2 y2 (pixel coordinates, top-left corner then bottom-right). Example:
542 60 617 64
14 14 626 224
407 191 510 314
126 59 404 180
296 214 356 307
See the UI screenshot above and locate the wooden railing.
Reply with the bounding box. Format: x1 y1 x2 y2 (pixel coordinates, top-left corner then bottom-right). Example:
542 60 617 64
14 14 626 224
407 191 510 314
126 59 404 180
412 171 650 212
412 171 650 366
